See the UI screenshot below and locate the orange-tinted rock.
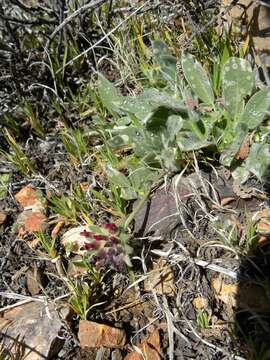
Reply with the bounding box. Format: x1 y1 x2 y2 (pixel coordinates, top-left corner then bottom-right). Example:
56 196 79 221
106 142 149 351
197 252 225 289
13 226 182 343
78 320 126 348
17 211 47 235
15 185 43 208
124 329 160 360
252 209 270 235
15 185 47 236
221 0 270 66
212 277 238 308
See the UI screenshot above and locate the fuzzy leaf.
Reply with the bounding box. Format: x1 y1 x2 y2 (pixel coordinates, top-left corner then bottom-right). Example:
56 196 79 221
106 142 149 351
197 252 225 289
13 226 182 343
98 74 123 113
240 88 270 129
120 187 137 200
219 123 248 166
118 89 187 122
152 40 177 80
222 57 254 119
107 167 131 188
181 53 214 105
177 131 212 151
245 143 270 181
166 115 184 140
232 165 250 184
129 167 154 193
107 127 144 150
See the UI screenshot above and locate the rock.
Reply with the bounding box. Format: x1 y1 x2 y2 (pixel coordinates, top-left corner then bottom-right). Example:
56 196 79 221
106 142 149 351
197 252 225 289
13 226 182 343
61 226 89 254
0 301 73 360
144 259 175 296
72 347 111 359
0 211 7 225
17 210 47 234
124 329 160 360
192 297 207 310
15 185 47 236
134 172 202 236
15 185 44 209
111 349 123 360
78 320 126 348
26 265 46 296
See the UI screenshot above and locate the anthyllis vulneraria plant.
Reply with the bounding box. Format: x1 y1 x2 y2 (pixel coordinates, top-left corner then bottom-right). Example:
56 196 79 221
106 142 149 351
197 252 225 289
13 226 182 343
80 222 133 272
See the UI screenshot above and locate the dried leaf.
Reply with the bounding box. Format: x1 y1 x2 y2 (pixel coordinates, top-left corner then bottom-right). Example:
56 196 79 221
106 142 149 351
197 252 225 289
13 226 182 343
235 135 250 160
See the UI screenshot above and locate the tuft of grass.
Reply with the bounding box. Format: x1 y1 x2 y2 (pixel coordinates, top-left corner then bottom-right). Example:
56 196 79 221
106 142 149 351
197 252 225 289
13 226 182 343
196 310 209 330
1 129 36 176
49 185 93 223
35 231 57 259
61 127 90 165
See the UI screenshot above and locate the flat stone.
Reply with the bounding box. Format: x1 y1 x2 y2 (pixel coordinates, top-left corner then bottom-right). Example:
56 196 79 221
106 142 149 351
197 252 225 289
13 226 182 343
26 266 46 296
17 210 47 235
15 185 44 209
15 185 47 236
0 301 73 360
78 320 126 348
252 209 270 235
134 172 202 236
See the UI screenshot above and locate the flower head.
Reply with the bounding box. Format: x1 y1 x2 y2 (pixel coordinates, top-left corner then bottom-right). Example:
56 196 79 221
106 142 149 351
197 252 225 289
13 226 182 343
93 234 107 241
103 222 118 233
84 241 99 251
80 230 92 237
108 236 119 246
84 242 95 250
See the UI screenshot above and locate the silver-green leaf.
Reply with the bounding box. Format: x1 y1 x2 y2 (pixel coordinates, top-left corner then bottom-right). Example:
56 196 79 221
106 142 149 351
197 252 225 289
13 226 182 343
181 53 214 105
240 88 270 129
222 57 254 119
245 143 270 181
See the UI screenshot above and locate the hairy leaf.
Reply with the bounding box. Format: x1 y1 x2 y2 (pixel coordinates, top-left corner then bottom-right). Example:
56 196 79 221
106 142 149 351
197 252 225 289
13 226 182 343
98 74 123 114
219 123 248 166
107 167 131 188
245 143 270 181
181 53 214 105
177 131 212 151
241 88 270 129
152 40 177 80
222 57 254 119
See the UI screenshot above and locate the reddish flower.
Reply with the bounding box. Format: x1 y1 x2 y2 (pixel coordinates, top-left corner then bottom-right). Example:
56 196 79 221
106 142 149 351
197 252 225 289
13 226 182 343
103 222 118 233
93 234 107 241
80 230 92 237
84 241 100 250
84 242 95 250
108 236 119 245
